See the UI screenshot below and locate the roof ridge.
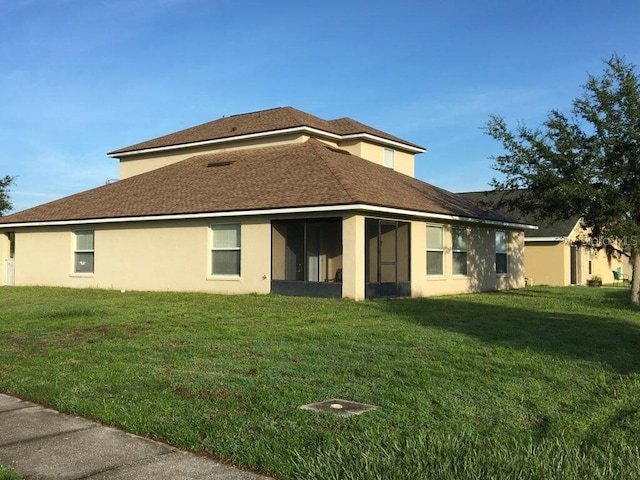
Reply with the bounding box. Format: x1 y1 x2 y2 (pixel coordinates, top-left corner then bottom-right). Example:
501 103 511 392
305 139 357 203
222 106 287 118
109 107 425 156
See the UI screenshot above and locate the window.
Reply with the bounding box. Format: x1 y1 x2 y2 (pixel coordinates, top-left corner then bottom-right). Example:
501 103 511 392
211 223 241 276
426 225 444 276
495 231 508 275
74 230 94 274
383 148 395 169
452 227 468 275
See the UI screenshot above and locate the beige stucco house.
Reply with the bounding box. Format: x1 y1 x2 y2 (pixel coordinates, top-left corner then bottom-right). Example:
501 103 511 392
461 191 632 286
0 107 534 299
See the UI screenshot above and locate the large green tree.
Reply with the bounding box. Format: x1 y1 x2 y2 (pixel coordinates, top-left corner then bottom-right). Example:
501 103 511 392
0 175 14 216
485 55 640 306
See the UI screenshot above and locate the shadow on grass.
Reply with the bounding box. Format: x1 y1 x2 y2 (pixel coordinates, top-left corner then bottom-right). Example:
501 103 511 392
373 289 640 375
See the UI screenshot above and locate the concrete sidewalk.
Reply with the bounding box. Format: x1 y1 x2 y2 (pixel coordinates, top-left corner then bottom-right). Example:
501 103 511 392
0 394 270 479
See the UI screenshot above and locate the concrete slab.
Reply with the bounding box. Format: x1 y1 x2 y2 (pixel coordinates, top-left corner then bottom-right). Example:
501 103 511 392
0 425 170 480
0 394 31 413
88 451 269 480
0 405 95 446
0 394 271 479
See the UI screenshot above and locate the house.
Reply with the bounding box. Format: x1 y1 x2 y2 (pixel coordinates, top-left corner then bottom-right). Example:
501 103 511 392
0 107 535 299
460 190 632 286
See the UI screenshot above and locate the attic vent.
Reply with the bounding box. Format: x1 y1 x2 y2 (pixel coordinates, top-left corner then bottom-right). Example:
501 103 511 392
326 146 350 155
207 161 235 168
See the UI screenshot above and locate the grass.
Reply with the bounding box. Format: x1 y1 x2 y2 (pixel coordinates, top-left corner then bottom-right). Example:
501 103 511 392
0 464 22 480
0 286 639 479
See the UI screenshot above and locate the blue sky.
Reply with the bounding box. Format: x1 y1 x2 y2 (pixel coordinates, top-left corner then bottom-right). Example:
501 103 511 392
1 0 639 213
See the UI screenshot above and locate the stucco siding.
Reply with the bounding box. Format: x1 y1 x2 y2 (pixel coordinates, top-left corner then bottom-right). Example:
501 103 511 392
337 141 414 177
412 222 525 297
12 219 272 294
9 214 526 299
524 241 567 286
588 247 632 283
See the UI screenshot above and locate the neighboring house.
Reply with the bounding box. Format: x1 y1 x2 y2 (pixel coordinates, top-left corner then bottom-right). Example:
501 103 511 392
460 190 632 286
0 107 534 299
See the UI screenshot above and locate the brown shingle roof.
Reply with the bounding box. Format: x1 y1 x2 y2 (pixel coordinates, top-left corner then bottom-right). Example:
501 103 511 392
108 107 424 155
1 140 519 226
459 190 578 238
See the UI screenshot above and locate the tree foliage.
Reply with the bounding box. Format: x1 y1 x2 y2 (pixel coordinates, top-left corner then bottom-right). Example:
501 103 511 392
485 55 640 305
0 175 15 216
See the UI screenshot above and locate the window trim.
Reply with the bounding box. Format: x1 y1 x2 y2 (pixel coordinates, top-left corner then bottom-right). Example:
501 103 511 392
210 223 241 278
383 148 395 169
495 230 508 275
73 230 95 276
426 224 445 277
452 227 468 276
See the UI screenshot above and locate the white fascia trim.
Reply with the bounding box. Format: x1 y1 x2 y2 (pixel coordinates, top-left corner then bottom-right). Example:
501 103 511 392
525 236 566 242
566 219 582 239
356 205 537 230
340 133 426 153
0 204 538 230
109 127 425 158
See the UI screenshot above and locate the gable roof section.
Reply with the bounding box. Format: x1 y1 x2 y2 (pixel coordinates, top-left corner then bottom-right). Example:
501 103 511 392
108 107 425 156
459 190 579 239
1 140 527 228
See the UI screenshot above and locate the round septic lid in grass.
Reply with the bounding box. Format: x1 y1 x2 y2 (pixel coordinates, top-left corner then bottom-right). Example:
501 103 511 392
300 399 377 416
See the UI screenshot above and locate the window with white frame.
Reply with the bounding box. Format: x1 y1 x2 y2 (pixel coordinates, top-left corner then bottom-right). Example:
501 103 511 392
211 223 241 276
495 231 508 275
426 225 444 276
383 148 395 169
74 230 94 274
452 227 468 275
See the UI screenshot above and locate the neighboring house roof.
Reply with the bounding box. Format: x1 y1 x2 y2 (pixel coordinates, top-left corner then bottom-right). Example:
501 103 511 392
459 190 580 239
1 140 526 228
108 107 425 156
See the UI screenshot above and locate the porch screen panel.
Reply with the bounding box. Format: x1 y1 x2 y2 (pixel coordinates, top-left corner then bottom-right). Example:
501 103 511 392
285 223 304 281
380 223 397 283
306 223 320 282
271 224 287 280
397 222 410 282
271 219 343 285
365 219 379 283
322 221 343 282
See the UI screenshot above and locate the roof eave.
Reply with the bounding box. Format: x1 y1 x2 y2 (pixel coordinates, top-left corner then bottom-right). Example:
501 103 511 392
525 236 566 242
0 204 538 230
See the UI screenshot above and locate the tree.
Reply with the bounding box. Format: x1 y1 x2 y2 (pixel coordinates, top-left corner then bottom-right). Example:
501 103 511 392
0 175 15 216
485 55 640 306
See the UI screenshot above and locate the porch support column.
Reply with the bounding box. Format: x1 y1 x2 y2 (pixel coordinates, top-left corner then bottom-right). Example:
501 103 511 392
342 214 365 300
410 220 426 297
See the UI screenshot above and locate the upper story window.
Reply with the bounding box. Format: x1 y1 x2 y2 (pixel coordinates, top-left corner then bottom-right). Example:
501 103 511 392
426 225 444 276
383 148 395 169
495 231 508 275
74 230 94 274
211 223 241 276
452 227 468 276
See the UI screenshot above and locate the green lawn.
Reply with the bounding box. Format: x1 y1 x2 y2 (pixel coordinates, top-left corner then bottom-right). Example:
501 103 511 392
0 463 22 480
1 286 639 479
